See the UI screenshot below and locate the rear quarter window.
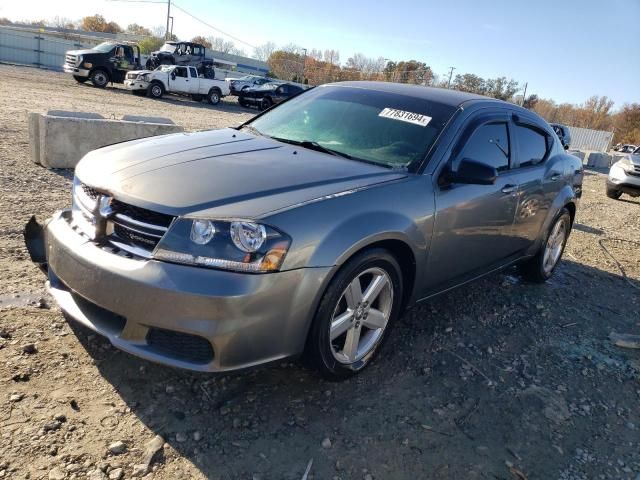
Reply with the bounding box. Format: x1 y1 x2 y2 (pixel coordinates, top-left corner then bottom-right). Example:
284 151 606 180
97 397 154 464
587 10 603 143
515 125 549 167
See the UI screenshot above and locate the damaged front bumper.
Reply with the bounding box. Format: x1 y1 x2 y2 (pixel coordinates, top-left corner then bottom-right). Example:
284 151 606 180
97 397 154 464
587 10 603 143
24 211 330 372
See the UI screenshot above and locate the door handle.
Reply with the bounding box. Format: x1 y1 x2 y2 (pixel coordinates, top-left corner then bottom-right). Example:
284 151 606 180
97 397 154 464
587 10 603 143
549 173 561 181
501 184 518 194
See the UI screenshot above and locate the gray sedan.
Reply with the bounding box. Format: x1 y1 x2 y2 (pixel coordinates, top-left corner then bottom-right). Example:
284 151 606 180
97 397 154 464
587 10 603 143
28 81 583 379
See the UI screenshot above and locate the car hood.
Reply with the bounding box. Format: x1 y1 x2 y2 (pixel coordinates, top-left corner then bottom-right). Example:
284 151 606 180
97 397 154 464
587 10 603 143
75 129 407 219
66 49 102 56
127 69 153 76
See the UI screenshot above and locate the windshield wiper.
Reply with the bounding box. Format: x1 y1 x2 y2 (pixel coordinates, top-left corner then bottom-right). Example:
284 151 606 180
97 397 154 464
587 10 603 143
270 137 353 159
240 124 263 137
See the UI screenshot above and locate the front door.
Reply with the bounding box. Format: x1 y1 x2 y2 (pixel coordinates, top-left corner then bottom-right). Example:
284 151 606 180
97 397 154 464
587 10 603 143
425 117 519 292
170 66 190 92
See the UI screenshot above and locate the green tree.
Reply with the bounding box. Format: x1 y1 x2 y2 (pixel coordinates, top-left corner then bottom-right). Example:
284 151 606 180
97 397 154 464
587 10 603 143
138 36 164 54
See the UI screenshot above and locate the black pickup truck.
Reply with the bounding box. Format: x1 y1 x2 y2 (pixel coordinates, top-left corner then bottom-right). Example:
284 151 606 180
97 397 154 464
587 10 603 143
64 41 142 88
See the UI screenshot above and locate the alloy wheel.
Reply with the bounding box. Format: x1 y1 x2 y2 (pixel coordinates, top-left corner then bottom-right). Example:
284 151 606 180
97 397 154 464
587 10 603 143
151 85 162 97
329 267 394 364
543 217 567 274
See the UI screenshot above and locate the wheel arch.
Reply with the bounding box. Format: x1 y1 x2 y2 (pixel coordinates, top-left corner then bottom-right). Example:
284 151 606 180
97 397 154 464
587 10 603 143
90 66 111 80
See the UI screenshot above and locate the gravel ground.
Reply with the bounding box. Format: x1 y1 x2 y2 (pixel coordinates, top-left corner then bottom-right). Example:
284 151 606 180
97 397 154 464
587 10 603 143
1 64 639 480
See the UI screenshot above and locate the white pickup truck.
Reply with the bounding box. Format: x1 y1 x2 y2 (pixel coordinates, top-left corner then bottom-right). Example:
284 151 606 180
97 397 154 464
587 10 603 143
124 65 230 105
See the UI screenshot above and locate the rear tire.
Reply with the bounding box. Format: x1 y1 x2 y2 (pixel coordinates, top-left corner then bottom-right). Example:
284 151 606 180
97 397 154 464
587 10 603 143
207 88 221 105
89 69 109 88
304 249 403 380
73 75 88 83
606 187 622 199
147 81 164 99
518 208 572 283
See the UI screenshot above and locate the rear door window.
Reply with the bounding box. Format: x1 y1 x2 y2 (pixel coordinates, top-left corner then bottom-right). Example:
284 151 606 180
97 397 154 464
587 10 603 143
189 67 198 78
456 122 510 172
515 125 548 167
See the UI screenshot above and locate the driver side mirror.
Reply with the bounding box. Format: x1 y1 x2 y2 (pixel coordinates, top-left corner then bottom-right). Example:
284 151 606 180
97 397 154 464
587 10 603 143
446 159 497 186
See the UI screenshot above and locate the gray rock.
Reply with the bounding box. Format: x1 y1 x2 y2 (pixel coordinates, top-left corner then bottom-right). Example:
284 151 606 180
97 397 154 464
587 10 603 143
108 468 124 480
48 467 65 480
9 393 24 402
175 432 187 443
87 469 108 480
131 464 149 477
108 441 127 455
43 420 62 432
22 343 37 354
322 438 332 449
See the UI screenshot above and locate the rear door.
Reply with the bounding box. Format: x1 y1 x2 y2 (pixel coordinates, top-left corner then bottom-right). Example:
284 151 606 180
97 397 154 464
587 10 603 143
425 113 520 291
509 117 564 251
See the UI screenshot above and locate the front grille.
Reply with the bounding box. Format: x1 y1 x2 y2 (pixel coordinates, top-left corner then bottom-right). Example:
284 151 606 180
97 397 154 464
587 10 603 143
65 54 77 67
146 328 214 364
73 183 175 259
81 184 100 201
108 200 175 257
111 200 173 228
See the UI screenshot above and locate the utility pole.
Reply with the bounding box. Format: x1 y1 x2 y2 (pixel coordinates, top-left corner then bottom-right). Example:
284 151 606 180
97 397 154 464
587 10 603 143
447 66 456 88
301 47 307 81
521 82 528 106
165 0 171 40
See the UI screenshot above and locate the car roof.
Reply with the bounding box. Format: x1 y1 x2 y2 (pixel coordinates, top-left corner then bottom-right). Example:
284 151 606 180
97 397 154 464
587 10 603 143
324 81 495 108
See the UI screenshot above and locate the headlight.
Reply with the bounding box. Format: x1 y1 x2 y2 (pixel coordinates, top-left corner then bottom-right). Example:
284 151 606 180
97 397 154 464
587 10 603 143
154 218 290 273
617 158 634 172
139 73 150 81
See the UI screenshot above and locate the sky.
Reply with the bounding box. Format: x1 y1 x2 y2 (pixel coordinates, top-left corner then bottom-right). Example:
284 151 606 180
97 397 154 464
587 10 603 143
2 0 638 107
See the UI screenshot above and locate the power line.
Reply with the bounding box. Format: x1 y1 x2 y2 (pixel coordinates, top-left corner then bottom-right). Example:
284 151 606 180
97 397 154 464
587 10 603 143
171 2 258 50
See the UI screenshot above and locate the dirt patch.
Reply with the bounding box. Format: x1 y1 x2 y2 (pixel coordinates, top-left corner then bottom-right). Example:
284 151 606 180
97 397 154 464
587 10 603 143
1 65 639 480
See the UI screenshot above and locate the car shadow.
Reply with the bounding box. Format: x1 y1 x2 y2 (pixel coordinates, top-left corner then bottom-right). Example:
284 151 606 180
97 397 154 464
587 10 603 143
62 257 640 479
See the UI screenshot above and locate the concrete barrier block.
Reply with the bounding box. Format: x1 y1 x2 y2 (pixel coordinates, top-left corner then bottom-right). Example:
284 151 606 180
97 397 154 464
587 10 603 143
28 112 41 164
584 151 611 168
47 110 104 119
121 115 175 125
31 113 184 169
568 150 585 162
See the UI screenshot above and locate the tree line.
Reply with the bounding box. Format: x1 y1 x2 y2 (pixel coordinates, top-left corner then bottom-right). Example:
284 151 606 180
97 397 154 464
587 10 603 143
1 15 636 143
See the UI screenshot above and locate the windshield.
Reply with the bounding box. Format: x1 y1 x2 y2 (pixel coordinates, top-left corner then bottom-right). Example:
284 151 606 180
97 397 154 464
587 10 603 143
92 42 116 53
156 65 174 72
160 43 176 52
248 85 457 168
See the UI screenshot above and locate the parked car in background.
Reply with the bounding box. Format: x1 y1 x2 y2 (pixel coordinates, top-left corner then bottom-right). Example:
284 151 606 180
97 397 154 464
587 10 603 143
227 75 274 95
613 143 623 151
145 41 215 79
607 149 640 199
64 41 142 88
26 81 583 379
124 65 229 104
238 83 305 110
618 144 637 153
550 123 571 150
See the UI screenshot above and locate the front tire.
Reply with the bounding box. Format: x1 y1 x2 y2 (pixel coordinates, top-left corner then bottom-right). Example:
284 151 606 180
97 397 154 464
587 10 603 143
147 81 164 99
606 186 622 199
518 208 572 283
89 69 109 88
260 97 273 110
304 249 403 380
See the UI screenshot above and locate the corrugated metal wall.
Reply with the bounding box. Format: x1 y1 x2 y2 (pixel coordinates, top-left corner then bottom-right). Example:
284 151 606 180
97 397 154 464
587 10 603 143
0 26 91 70
567 125 614 152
